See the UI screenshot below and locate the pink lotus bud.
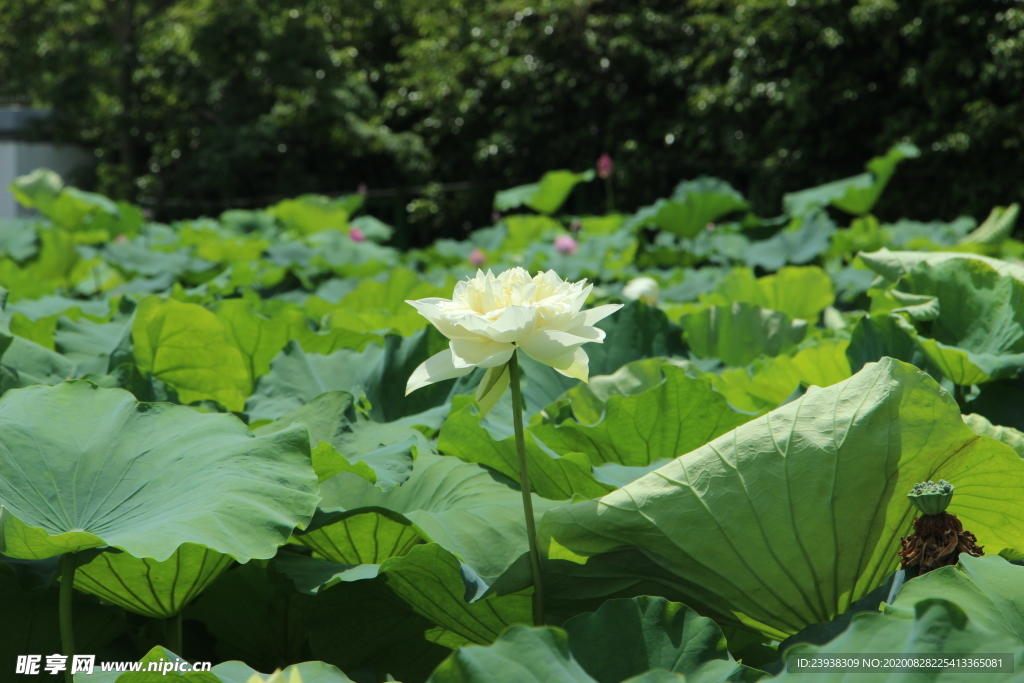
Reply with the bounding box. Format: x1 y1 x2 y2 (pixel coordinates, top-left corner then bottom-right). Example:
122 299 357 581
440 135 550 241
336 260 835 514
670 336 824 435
350 227 366 242
491 211 502 224
554 235 578 255
705 222 716 231
357 183 368 195
114 234 128 244
596 153 614 179
469 248 487 267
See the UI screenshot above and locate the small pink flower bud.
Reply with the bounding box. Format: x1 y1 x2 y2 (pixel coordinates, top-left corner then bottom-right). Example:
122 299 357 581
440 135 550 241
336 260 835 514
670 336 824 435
357 183 368 196
469 248 487 267
554 235 578 255
350 227 366 242
491 211 502 224
114 234 128 244
596 153 614 179
706 222 716 231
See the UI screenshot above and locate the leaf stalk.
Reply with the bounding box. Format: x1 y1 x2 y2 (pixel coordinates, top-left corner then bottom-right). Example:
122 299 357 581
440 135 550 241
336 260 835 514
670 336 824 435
508 349 545 626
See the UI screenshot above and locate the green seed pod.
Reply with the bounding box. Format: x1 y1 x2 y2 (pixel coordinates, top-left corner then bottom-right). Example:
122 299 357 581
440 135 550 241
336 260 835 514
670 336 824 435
907 479 954 516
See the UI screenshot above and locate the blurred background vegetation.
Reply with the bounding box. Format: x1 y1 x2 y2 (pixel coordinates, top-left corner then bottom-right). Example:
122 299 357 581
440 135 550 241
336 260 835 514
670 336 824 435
1 0 1021 244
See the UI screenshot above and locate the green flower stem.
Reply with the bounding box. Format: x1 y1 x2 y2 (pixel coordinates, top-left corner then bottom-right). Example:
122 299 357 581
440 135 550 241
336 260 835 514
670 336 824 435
508 349 545 626
59 552 79 683
167 611 183 656
604 176 615 213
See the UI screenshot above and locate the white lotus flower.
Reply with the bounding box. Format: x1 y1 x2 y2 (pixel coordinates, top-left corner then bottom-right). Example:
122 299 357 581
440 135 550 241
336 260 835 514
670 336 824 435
622 276 659 305
405 268 622 396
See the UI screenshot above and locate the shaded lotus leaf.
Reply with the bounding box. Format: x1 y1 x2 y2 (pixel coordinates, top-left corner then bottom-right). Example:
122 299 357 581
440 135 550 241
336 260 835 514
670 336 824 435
380 544 532 646
254 391 418 491
212 660 355 683
885 555 1024 645
270 551 380 595
0 382 318 561
132 296 250 411
563 597 766 683
585 300 687 378
302 452 561 582
186 563 308 674
73 543 234 618
532 366 753 467
540 359 1024 639
774 600 1023 681
680 303 807 367
1 568 124 682
439 396 614 501
298 568 452 683
565 357 691 426
426 626 594 683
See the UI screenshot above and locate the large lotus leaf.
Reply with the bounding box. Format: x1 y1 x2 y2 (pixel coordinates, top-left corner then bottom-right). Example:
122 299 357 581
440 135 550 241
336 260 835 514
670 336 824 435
702 267 834 321
1 568 125 681
212 660 355 683
253 391 419 490
563 597 765 683
494 170 594 215
10 168 63 215
214 299 311 385
246 342 384 421
730 211 836 272
0 335 77 391
360 327 483 425
960 203 1020 246
586 301 687 378
439 396 613 501
885 555 1024 644
73 543 234 618
303 453 561 582
680 303 807 367
775 600 1023 681
532 366 753 467
627 178 749 238
499 215 562 252
271 550 381 594
54 301 135 376
0 382 318 561
380 544 532 646
0 218 40 261
427 625 595 683
540 358 1024 639
309 230 400 278
858 249 1024 285
74 646 220 683
964 413 1024 458
873 257 1024 385
782 144 918 216
268 194 361 235
845 312 921 374
186 563 308 673
132 296 250 411
325 267 453 338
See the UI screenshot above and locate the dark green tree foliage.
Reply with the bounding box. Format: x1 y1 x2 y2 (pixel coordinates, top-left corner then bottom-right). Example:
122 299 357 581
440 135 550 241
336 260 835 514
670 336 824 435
2 0 1022 233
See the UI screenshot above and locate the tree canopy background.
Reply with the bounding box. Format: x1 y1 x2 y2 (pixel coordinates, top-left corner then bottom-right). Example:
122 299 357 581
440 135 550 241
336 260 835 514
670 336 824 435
1 0 1021 244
